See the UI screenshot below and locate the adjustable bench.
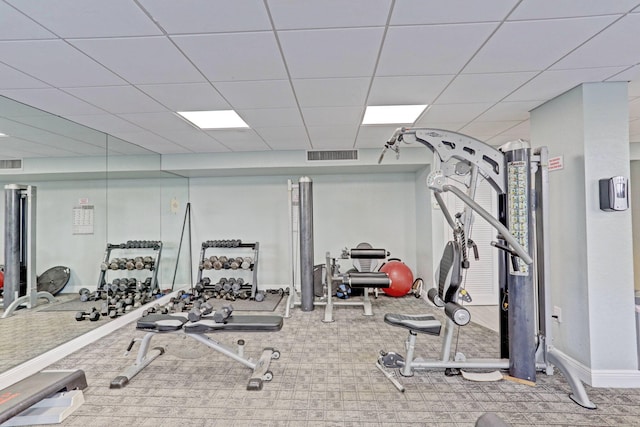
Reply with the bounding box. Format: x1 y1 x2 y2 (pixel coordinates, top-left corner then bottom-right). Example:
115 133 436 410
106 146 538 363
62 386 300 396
111 306 283 391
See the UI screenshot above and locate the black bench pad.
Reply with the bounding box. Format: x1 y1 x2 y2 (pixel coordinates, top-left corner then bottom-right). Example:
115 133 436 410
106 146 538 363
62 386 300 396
384 313 442 335
137 314 188 331
185 315 283 333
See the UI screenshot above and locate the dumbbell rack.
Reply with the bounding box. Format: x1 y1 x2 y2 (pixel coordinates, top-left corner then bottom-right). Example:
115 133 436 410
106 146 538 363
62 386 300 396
196 240 259 300
96 241 163 295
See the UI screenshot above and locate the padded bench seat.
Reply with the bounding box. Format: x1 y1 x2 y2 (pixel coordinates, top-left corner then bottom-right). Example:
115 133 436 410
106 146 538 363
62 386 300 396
186 315 283 333
384 313 442 335
136 313 283 333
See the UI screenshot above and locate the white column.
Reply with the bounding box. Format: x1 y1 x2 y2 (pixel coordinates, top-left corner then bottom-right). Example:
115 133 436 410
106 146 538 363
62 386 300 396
531 82 637 386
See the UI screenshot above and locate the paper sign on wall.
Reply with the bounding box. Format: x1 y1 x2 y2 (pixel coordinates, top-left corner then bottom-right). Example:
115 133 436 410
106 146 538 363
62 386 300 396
72 205 94 235
549 156 564 171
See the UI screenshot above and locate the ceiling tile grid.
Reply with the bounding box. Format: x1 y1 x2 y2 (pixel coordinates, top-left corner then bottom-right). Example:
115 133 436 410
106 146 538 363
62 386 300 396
6 0 163 38
377 23 499 76
0 1 639 157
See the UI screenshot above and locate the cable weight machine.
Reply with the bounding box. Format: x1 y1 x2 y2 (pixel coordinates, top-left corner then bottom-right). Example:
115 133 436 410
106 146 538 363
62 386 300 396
376 128 595 409
1 184 55 318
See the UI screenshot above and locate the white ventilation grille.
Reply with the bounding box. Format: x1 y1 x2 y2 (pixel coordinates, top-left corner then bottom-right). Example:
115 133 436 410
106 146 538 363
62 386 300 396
307 150 358 161
0 159 23 171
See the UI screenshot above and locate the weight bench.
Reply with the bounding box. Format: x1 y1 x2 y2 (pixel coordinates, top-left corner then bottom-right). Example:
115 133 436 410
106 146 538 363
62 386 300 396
0 370 87 425
111 307 283 391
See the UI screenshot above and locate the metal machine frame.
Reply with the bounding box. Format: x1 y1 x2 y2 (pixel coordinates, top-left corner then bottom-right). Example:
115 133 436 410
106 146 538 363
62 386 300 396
2 184 54 318
377 128 595 409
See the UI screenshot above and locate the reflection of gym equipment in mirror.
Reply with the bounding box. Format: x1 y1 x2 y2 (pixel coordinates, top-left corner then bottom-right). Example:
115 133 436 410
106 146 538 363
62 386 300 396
1 184 55 318
284 177 392 321
376 128 596 409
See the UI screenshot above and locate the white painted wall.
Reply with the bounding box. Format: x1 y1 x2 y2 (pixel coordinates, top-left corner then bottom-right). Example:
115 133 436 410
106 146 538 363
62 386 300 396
632 160 640 292
188 173 419 289
531 82 637 378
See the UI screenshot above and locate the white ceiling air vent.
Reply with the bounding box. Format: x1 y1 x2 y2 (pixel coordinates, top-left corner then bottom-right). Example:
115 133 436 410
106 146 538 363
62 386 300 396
307 150 358 161
0 159 23 172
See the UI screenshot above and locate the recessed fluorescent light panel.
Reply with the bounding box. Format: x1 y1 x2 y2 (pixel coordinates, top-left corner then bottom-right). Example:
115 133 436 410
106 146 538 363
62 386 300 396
177 110 249 129
362 105 427 125
0 133 8 137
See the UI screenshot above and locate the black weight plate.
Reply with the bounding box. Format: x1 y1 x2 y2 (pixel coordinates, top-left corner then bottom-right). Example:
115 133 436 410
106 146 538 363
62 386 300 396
37 266 71 296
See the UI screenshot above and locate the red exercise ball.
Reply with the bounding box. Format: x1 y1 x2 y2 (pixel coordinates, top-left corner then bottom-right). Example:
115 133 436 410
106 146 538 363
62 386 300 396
380 260 414 297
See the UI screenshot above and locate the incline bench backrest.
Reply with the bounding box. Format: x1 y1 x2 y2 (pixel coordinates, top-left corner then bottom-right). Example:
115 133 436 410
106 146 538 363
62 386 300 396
437 241 462 304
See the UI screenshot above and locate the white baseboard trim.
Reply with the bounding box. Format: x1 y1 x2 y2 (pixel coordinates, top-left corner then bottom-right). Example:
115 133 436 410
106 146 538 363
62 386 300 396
550 348 640 388
0 288 184 390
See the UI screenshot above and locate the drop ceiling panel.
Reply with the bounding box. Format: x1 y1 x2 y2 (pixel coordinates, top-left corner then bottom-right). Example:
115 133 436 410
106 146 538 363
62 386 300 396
416 103 492 125
609 65 640 84
64 86 167 114
137 83 230 111
355 125 399 148
505 67 626 102
377 23 498 76
159 129 229 153
407 121 468 132
292 78 370 107
7 0 162 38
110 131 188 154
1 138 90 156
551 13 640 70
254 127 311 150
106 137 157 155
0 63 49 89
486 120 530 142
278 28 384 79
0 88 106 115
438 72 537 104
390 0 517 24
0 40 125 87
368 75 454 105
137 0 271 34
307 125 358 148
460 120 523 138
69 37 205 85
630 98 640 118
509 0 640 20
301 106 364 126
0 2 56 40
477 101 541 121
465 16 618 73
64 114 145 133
214 80 297 109
172 32 287 82
116 112 196 132
235 108 304 128
204 129 270 151
7 114 104 142
268 0 391 29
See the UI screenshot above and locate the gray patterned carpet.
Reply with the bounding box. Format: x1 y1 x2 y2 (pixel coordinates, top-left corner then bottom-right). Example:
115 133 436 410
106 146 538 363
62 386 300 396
13 295 640 426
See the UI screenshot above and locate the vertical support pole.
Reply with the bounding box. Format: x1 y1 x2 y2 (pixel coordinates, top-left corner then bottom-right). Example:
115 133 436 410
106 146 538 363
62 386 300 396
25 186 37 309
497 193 509 359
3 185 22 309
502 141 536 382
299 176 314 311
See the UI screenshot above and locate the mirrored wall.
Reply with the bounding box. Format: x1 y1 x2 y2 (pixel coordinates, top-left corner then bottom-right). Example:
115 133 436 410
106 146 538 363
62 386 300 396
0 95 190 373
